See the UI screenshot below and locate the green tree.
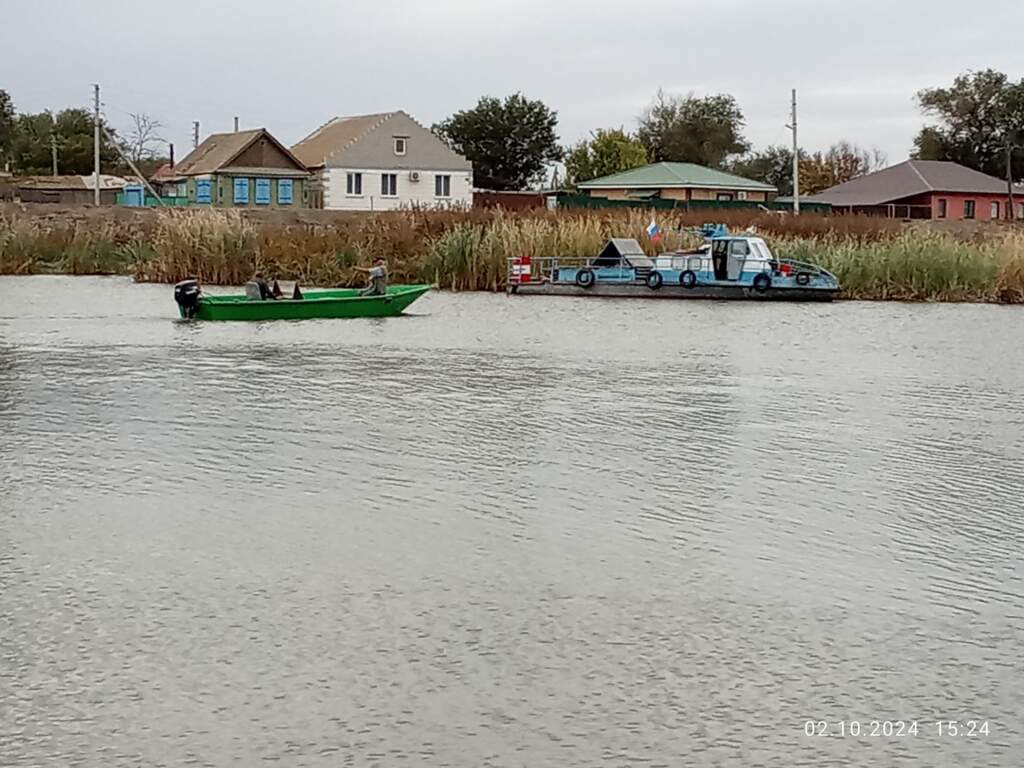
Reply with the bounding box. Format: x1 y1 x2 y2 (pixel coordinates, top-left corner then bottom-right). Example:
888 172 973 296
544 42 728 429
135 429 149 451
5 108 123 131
11 108 120 175
434 94 562 190
911 69 1024 179
637 90 749 168
564 128 648 185
0 89 16 167
798 141 886 195
728 145 795 196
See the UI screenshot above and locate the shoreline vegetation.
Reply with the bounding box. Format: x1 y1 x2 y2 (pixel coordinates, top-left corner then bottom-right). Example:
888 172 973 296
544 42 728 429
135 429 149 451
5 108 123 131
1 205 1023 303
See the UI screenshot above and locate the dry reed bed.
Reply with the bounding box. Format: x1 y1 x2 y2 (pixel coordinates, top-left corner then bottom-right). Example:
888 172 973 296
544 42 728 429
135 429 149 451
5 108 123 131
1 208 1023 302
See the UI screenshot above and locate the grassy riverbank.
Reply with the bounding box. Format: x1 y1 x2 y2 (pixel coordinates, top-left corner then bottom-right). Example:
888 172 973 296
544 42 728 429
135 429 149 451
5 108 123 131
2 205 1023 302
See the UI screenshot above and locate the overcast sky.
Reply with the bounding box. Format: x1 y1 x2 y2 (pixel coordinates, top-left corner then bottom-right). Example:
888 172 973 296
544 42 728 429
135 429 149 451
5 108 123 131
3 0 1023 168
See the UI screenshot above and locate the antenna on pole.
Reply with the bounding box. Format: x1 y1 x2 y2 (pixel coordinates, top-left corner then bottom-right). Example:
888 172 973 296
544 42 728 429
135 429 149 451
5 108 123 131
192 121 200 148
786 89 800 214
234 116 239 133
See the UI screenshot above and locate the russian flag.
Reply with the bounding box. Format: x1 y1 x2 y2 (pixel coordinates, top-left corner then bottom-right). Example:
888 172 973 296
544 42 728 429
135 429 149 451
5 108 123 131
646 218 662 243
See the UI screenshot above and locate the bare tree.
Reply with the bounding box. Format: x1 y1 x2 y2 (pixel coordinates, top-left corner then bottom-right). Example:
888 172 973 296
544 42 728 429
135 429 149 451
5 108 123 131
123 112 165 164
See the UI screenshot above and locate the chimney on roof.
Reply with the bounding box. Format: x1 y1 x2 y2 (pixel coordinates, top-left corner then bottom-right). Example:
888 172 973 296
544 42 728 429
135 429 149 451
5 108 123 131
234 116 239 133
168 143 175 168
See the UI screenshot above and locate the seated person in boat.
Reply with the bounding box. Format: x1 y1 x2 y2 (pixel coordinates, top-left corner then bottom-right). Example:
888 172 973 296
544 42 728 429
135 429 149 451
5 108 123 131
356 258 388 296
252 272 276 300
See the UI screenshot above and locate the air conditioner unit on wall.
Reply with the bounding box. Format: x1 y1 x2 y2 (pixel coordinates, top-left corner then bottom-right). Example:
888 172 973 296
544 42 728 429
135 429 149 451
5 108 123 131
408 171 420 182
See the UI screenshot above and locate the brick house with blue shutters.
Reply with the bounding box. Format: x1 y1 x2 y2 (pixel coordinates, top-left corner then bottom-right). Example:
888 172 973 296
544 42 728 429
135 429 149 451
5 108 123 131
168 128 311 208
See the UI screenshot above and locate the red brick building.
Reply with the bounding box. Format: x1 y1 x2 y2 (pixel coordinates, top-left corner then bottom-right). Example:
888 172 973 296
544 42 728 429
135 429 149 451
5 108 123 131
805 160 1022 220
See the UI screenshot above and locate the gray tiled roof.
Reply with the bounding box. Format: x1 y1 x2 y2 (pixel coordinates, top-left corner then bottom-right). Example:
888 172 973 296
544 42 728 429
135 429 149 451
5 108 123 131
806 160 1011 206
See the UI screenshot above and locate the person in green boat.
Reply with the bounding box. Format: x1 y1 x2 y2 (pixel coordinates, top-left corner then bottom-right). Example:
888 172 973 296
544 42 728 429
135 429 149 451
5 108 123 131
252 272 276 300
356 258 388 296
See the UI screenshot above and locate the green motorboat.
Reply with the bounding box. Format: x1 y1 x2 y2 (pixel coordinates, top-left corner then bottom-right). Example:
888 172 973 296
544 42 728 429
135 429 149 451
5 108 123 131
173 280 431 321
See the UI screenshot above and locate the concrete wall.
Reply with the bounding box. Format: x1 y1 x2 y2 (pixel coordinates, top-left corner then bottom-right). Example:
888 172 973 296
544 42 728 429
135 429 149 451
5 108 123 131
925 192 1011 221
322 167 472 211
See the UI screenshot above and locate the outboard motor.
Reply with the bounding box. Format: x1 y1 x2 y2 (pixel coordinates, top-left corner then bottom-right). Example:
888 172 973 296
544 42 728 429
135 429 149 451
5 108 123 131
173 279 202 318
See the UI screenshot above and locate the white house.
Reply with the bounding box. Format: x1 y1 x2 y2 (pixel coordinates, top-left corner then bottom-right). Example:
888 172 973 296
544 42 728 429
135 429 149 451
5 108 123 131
291 111 472 211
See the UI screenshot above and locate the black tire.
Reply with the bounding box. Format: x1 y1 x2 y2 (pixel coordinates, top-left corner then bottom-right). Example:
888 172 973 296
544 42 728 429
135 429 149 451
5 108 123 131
753 273 772 293
795 272 811 286
575 269 595 288
646 271 663 290
679 270 698 289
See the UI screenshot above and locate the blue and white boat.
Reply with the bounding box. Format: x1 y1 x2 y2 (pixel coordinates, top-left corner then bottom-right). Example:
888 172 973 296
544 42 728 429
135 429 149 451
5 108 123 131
508 225 839 301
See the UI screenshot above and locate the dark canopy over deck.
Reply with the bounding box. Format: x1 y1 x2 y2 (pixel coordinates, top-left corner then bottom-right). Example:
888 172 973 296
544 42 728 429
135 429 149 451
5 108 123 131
592 238 654 268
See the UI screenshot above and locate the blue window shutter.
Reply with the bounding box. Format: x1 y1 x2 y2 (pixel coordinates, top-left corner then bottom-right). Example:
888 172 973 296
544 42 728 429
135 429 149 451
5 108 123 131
255 178 271 204
196 179 212 204
233 178 250 204
278 179 293 204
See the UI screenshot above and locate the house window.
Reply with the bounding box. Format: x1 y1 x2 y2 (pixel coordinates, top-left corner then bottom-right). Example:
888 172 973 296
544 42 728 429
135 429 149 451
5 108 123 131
963 200 975 219
1019 202 1024 219
346 172 362 195
991 201 1000 219
255 178 271 205
195 179 212 204
434 174 451 197
737 191 748 200
278 179 293 205
381 173 397 196
393 137 407 155
233 178 250 204
716 192 735 201
937 199 947 218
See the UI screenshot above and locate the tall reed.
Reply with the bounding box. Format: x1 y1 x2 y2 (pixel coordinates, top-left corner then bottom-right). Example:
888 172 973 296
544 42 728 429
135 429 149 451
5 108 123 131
1 206 1022 302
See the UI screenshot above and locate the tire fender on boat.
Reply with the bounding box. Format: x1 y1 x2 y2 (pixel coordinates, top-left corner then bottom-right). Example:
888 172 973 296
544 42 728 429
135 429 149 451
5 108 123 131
646 271 663 290
679 270 697 288
796 272 811 286
576 269 596 288
753 273 772 293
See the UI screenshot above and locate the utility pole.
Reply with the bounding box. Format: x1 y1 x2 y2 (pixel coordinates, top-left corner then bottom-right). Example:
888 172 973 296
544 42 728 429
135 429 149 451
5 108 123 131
51 133 58 176
193 121 200 148
93 83 101 205
789 88 800 214
1007 142 1015 221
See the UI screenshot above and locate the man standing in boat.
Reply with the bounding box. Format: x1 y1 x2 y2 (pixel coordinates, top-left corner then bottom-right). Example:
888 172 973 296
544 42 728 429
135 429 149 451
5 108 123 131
356 257 388 296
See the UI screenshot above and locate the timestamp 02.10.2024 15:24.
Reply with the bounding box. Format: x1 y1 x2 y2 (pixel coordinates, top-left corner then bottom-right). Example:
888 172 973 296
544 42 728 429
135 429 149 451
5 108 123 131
803 720 991 738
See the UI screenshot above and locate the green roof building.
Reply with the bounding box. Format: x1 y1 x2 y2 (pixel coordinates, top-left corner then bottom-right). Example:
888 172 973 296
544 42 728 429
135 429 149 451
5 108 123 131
577 162 776 203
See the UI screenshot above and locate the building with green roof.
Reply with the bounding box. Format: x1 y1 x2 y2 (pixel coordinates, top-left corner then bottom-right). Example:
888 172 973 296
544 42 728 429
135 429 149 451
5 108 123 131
577 162 776 204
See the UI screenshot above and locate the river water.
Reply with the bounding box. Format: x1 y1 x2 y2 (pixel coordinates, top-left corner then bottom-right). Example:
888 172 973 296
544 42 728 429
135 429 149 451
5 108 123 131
1 276 1022 767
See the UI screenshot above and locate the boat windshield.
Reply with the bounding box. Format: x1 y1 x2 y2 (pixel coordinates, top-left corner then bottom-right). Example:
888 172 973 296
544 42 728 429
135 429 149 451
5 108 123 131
749 239 773 260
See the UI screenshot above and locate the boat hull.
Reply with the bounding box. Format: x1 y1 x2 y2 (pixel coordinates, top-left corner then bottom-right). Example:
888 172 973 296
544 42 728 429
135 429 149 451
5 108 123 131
183 285 431 321
509 281 837 301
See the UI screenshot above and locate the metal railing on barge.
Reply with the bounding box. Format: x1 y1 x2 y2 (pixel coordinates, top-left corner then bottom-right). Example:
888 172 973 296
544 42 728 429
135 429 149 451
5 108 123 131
506 254 833 291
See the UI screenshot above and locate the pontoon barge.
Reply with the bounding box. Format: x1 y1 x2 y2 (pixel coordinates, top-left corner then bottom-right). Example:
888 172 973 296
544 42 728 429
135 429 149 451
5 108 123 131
507 226 839 301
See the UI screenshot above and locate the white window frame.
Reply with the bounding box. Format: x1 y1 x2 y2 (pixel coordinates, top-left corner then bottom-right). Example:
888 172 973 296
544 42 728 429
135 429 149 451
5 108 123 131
991 201 1000 219
434 174 451 198
346 172 362 196
381 173 398 197
393 137 407 156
